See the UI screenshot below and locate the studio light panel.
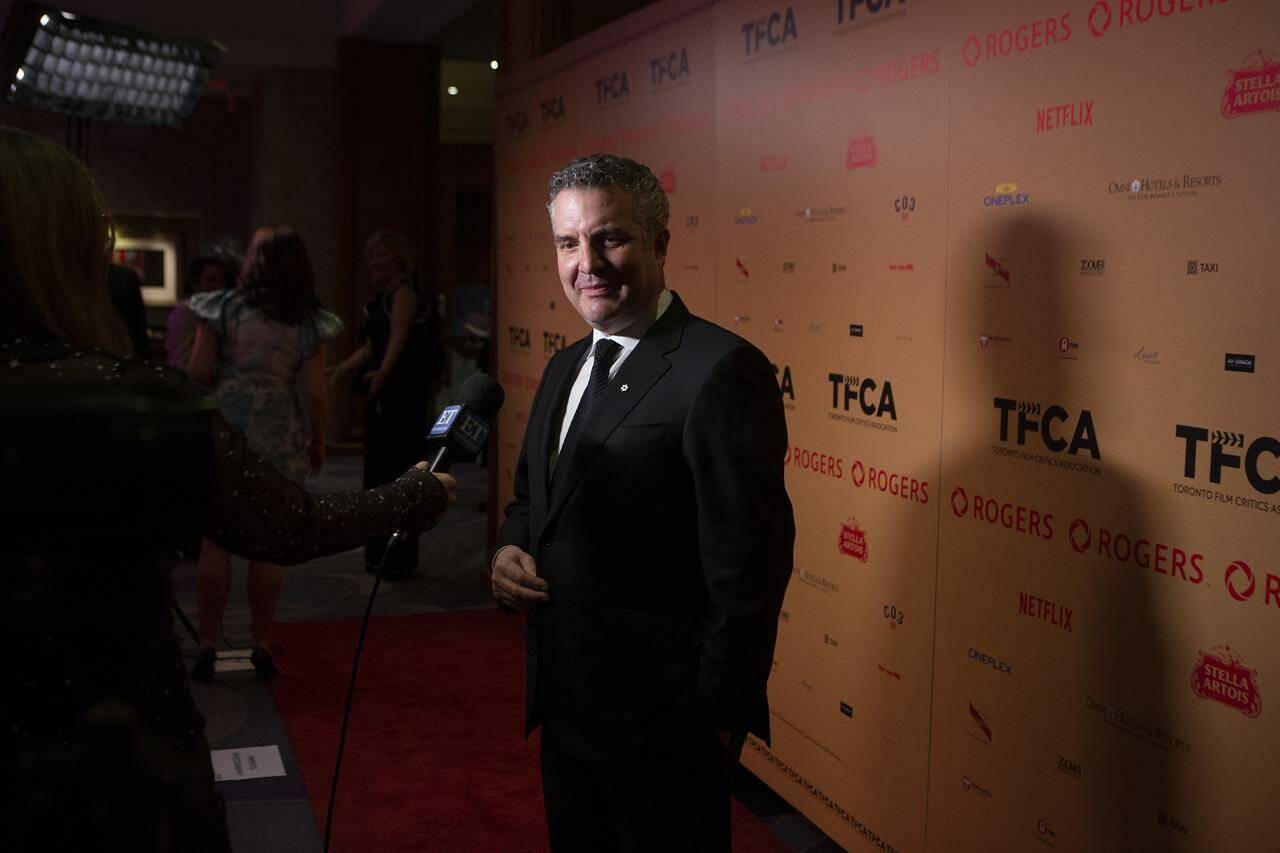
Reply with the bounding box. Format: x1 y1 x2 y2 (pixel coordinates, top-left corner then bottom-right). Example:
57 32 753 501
2 5 221 126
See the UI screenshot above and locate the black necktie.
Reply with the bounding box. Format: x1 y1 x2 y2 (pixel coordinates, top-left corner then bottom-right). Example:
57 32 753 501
575 338 622 427
555 338 622 475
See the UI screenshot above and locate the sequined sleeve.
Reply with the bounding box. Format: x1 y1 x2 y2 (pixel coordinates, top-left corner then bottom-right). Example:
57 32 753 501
203 410 447 564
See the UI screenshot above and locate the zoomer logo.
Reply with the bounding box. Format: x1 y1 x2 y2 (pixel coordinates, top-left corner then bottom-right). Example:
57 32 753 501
1058 756 1081 779
984 181 1030 207
838 517 869 562
1036 99 1093 133
835 0 907 31
1176 426 1278 496
594 70 629 106
827 373 898 424
995 398 1101 459
649 48 690 90
1222 51 1280 120
1080 258 1105 276
1191 645 1261 718
539 94 565 126
741 7 798 58
962 12 1072 68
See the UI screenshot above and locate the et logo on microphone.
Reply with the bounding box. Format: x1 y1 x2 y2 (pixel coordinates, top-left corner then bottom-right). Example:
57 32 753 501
431 405 491 455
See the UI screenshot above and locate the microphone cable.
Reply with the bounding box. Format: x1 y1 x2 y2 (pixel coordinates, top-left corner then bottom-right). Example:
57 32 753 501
321 528 431 853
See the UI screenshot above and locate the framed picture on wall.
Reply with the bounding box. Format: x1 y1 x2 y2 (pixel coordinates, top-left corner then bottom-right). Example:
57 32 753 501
112 236 179 306
111 212 201 308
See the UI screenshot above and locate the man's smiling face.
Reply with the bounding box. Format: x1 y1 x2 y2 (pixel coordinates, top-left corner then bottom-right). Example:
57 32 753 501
551 187 669 335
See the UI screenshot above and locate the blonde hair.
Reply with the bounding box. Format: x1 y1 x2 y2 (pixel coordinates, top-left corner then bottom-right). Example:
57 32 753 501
0 126 130 354
363 230 415 277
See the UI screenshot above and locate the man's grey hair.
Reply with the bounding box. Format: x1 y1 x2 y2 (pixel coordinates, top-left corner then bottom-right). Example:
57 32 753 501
547 154 670 244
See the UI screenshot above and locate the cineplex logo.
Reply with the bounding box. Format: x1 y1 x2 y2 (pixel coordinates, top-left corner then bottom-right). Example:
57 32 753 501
968 644 1014 675
827 372 898 432
1173 425 1280 516
993 397 1102 475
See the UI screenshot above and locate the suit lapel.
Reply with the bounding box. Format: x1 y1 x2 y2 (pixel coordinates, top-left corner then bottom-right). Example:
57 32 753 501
545 293 690 526
532 336 590 509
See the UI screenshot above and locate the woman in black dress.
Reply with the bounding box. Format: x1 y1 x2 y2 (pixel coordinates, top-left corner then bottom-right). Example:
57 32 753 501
334 231 444 577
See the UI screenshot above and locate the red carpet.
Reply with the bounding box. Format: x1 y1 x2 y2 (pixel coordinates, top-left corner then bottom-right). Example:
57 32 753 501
271 609 789 852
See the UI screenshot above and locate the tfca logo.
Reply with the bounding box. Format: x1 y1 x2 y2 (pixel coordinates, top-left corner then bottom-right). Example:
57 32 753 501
994 397 1100 459
742 6 797 56
508 325 530 350
505 110 528 136
837 0 904 25
595 71 629 104
542 330 566 355
649 49 690 87
771 363 795 400
1176 426 1279 495
828 373 897 419
539 95 565 125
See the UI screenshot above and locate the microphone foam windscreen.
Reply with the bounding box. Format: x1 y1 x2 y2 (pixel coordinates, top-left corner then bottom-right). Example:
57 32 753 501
457 373 505 419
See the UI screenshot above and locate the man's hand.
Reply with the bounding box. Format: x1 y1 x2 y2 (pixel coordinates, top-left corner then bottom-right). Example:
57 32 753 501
491 545 550 611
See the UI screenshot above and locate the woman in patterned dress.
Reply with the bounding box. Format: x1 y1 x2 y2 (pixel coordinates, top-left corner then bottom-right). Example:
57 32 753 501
188 226 343 680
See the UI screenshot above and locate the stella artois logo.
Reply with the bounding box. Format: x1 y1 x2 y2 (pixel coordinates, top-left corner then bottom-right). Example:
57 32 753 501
838 518 869 562
1191 645 1261 718
1222 51 1280 119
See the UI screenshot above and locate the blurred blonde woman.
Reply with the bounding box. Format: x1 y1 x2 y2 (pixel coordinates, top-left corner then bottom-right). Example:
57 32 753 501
331 230 443 578
0 124 454 852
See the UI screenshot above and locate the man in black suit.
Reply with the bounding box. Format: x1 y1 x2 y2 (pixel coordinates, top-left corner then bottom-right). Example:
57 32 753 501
491 154 794 852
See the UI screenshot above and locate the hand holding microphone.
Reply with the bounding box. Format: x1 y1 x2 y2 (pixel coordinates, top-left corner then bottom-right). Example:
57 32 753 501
388 373 505 548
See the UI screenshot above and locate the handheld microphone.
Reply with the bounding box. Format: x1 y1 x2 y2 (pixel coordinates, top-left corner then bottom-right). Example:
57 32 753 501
388 373 505 546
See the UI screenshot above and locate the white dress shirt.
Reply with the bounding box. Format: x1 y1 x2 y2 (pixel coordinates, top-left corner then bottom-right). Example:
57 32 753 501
554 289 673 458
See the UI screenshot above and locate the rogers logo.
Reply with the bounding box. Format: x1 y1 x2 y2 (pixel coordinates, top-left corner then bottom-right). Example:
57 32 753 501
1088 1 1112 37
1225 560 1256 602
951 486 969 517
961 13 1072 69
1069 519 1091 553
849 458 930 504
953 487 1055 541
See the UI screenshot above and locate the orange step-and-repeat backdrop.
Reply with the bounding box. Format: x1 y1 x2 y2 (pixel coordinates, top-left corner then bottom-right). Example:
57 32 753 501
494 1 1280 849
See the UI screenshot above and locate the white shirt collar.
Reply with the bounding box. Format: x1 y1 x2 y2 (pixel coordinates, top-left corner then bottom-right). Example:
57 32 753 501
591 289 672 353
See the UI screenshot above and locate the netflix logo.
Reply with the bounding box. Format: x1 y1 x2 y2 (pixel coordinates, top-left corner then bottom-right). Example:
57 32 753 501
1036 99 1093 133
1018 591 1073 632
